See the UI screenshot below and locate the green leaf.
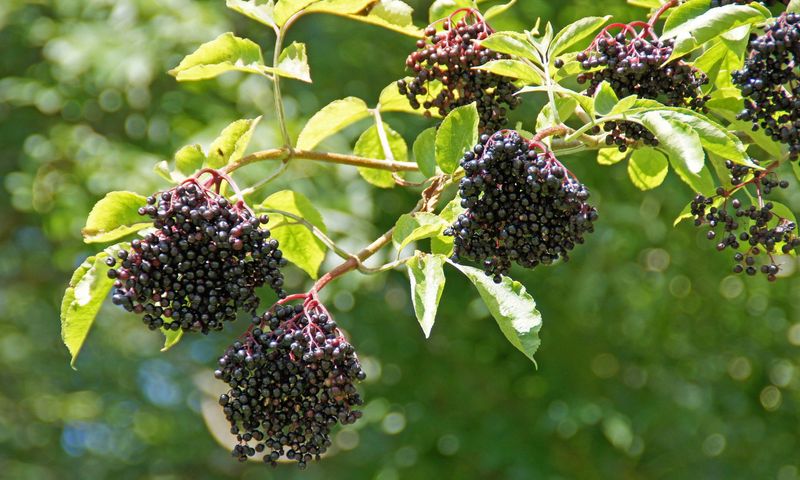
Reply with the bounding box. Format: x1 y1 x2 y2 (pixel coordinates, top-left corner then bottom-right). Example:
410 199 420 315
636 111 705 173
431 198 463 256
61 244 127 367
378 78 442 116
413 127 437 178
161 329 184 352
517 84 595 118
393 212 449 252
305 0 374 15
353 122 407 188
274 41 311 82
627 0 662 7
407 252 447 338
609 95 638 115
549 16 611 58
692 25 750 90
226 0 277 29
175 144 206 178
435 103 479 174
296 97 371 150
597 147 628 166
480 32 540 63
790 0 800 13
153 161 176 183
669 156 716 195
627 148 668 190
273 0 318 26
484 0 516 20
260 190 328 278
448 262 542 364
536 96 577 131
169 33 266 81
429 0 475 23
473 59 542 84
207 116 261 168
593 81 619 116
342 0 422 37
82 191 149 243
661 1 768 59
438 196 465 224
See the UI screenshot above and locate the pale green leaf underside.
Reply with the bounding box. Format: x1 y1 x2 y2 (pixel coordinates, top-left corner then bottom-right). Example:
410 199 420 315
628 148 668 190
354 122 407 188
393 212 449 252
296 97 371 150
407 252 447 338
169 33 265 81
82 191 149 243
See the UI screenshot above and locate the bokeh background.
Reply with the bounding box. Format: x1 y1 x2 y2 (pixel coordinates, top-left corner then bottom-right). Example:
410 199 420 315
2 0 800 479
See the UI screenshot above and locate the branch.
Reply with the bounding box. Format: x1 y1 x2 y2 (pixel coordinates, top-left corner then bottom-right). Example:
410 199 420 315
223 147 420 174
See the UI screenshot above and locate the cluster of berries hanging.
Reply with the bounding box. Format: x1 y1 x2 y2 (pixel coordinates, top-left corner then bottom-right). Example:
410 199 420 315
397 8 520 132
445 131 598 282
711 0 787 6
216 292 365 469
733 13 800 160
106 170 286 333
575 22 709 151
690 160 798 280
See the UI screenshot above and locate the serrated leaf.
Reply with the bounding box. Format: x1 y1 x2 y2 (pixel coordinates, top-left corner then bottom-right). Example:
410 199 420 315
609 95 638 115
407 252 447 338
661 1 768 59
169 33 266 81
480 32 540 63
274 42 311 82
549 16 611 58
354 122 407 188
429 0 475 23
593 81 619 116
378 78 442 116
82 191 150 243
175 144 205 178
273 0 317 26
485 0 516 20
61 244 127 367
413 127 437 178
207 116 261 168
161 329 184 352
296 97 371 150
342 0 422 37
628 148 668 190
153 161 176 183
435 103 479 174
226 0 277 29
637 111 705 173
597 147 628 166
393 212 449 252
305 0 374 15
474 59 542 84
449 262 542 364
260 190 328 278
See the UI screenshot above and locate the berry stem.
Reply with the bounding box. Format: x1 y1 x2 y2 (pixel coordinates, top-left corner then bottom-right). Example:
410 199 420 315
532 125 569 143
648 0 678 27
223 147 419 174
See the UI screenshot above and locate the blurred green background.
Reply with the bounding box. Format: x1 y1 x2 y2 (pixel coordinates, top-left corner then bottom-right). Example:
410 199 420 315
2 0 800 479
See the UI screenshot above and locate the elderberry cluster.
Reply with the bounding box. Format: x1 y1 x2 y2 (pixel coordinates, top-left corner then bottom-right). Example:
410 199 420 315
107 180 286 333
691 161 798 280
576 30 708 151
216 297 364 469
733 13 800 159
711 0 787 6
398 10 520 132
445 131 598 282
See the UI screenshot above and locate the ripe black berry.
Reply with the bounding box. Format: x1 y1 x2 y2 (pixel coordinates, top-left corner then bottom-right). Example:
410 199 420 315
398 8 520 132
733 13 800 160
576 24 708 151
691 160 798 280
216 294 364 468
710 0 787 6
445 130 598 281
107 171 287 333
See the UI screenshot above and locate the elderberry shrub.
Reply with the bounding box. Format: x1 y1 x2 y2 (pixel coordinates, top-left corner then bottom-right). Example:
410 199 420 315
397 9 520 132
576 29 708 151
106 180 287 333
733 13 800 160
445 131 598 282
216 297 364 469
690 160 798 281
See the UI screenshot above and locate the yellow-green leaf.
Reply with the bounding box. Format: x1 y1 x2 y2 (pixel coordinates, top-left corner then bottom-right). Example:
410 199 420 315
207 116 261 168
82 191 149 243
353 122 407 188
407 252 447 338
628 148 668 190
296 97 371 150
169 33 265 81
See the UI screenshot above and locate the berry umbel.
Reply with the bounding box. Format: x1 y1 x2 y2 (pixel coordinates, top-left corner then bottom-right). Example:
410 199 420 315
711 0 788 6
397 8 520 132
446 130 598 282
733 13 800 160
576 19 708 151
107 169 286 333
691 160 798 280
216 292 365 469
